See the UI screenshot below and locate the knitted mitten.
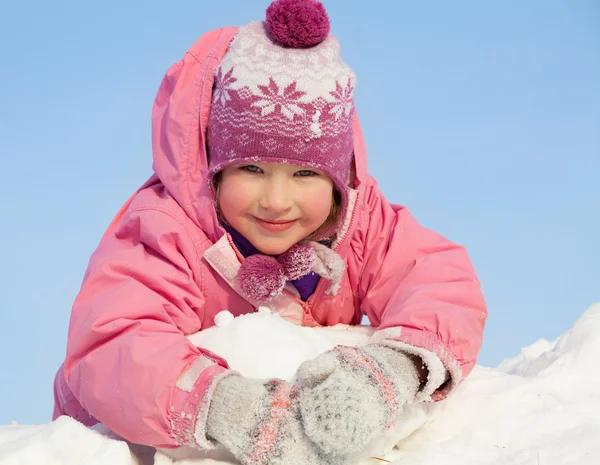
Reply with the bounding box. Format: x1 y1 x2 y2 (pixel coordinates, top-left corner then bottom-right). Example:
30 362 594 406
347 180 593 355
206 375 329 465
296 345 420 457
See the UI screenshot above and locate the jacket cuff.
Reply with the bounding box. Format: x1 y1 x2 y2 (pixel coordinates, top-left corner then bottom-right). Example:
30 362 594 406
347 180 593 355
168 354 234 449
372 327 463 401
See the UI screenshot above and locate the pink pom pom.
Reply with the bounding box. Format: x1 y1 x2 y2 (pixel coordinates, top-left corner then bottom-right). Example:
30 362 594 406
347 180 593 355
237 254 286 303
265 0 330 48
278 244 316 280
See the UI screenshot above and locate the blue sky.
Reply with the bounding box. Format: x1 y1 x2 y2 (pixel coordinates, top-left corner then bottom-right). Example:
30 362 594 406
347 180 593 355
0 0 598 425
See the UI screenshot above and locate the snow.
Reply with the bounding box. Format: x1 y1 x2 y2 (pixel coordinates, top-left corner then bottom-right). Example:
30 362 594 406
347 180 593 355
2 303 599 465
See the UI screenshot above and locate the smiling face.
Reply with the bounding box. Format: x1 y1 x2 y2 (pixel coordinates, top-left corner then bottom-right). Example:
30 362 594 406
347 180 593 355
217 162 335 255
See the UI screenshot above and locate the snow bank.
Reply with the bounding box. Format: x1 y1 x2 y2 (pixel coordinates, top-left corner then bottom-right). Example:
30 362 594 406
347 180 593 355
2 304 599 465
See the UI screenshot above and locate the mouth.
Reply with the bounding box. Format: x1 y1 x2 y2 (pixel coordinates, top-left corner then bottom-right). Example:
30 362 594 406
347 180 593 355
254 217 297 232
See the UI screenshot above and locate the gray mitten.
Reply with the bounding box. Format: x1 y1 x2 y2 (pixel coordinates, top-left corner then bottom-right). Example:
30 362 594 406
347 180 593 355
206 374 331 465
296 345 420 458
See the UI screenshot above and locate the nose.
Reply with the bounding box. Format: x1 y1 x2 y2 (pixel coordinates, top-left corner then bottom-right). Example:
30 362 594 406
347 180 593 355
258 176 293 215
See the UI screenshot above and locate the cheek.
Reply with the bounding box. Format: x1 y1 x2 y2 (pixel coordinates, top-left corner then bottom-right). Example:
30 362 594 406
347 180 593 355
219 178 254 217
302 185 333 223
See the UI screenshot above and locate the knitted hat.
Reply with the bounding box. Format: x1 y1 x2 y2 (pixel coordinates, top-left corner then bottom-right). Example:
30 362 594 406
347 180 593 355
207 0 356 239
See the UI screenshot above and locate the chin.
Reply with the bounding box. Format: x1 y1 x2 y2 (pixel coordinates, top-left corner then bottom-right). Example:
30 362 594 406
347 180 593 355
255 243 291 256
251 237 297 256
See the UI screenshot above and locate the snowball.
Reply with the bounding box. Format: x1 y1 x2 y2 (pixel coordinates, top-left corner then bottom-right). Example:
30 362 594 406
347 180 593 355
213 310 234 328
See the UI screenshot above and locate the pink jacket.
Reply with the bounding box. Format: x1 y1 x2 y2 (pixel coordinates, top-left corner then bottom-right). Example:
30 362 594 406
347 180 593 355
53 27 487 449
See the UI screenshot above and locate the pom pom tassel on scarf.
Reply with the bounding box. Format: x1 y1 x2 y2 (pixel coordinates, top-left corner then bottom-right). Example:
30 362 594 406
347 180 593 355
237 242 345 304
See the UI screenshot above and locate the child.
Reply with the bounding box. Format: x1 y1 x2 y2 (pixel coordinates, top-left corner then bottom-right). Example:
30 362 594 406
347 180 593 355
53 0 487 463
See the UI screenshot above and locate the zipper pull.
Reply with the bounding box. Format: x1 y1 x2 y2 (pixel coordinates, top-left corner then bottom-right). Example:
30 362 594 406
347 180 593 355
301 301 320 327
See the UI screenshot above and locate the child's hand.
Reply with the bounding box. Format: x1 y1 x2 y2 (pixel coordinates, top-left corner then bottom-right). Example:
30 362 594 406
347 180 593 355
295 345 421 457
206 374 333 465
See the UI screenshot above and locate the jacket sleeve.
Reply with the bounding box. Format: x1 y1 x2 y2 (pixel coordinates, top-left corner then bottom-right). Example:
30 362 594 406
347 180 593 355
64 206 230 449
354 177 487 400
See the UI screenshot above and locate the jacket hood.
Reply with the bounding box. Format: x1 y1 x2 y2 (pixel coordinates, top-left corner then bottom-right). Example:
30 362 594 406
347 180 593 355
150 26 369 244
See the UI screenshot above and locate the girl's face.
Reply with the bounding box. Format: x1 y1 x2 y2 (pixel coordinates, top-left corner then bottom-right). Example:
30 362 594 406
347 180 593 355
218 162 334 255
